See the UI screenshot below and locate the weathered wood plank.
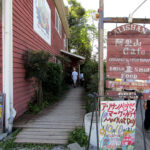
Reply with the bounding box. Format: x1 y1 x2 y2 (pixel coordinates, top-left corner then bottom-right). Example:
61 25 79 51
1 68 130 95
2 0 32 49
14 87 85 144
18 131 69 136
104 17 150 24
16 134 69 140
22 128 73 132
15 138 67 144
16 121 82 125
14 124 78 128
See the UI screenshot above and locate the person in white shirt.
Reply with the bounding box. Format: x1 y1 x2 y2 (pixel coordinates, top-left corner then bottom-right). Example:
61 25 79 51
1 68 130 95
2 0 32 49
72 68 78 88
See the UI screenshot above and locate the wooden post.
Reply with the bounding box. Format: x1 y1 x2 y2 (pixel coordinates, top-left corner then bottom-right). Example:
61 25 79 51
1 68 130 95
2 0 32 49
0 0 2 20
104 17 150 24
98 0 104 112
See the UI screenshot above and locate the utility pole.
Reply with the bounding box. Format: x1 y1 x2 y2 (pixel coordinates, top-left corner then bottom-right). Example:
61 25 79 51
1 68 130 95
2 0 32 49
98 0 104 107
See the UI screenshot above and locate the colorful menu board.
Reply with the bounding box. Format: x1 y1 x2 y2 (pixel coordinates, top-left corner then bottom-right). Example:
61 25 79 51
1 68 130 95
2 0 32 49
99 101 136 150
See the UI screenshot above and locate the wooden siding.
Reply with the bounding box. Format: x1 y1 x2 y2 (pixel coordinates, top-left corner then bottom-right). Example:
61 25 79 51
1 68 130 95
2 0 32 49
13 0 65 118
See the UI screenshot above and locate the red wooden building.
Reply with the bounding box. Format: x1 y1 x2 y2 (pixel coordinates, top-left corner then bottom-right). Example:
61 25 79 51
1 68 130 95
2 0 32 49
0 0 84 133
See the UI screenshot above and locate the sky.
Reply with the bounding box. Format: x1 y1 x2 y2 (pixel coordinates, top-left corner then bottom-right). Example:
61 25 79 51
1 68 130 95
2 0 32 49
64 0 150 31
64 0 150 57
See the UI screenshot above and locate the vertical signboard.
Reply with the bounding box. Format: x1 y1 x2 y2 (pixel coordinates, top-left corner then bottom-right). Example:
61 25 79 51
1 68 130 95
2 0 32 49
99 101 136 150
106 24 150 99
33 0 51 45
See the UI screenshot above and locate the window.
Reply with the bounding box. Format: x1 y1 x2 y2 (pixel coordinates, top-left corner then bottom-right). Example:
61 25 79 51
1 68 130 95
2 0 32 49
55 8 62 37
64 34 66 48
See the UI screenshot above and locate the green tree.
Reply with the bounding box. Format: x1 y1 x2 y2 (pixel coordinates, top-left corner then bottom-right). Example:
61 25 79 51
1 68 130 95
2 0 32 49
82 59 98 89
67 0 98 60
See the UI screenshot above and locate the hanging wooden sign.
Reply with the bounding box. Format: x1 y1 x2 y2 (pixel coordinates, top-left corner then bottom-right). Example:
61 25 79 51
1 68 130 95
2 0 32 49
106 24 150 95
107 24 150 81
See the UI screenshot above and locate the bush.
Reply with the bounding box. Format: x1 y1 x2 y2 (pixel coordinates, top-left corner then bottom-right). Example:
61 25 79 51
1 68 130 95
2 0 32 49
86 73 98 93
23 50 51 81
82 60 98 90
28 100 49 114
68 127 88 147
43 62 63 97
23 50 52 105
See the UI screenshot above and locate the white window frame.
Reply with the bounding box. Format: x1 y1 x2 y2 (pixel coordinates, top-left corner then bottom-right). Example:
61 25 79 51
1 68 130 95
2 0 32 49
64 34 66 48
55 8 62 37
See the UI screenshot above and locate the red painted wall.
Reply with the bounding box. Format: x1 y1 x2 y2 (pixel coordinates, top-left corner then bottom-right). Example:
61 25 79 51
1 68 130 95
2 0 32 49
0 22 2 92
13 0 65 118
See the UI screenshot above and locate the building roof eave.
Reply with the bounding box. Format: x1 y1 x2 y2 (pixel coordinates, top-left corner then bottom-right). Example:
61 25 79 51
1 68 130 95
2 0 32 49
60 50 85 61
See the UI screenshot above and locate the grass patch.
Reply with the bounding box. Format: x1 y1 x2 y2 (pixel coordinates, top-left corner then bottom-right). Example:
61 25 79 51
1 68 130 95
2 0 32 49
0 129 56 150
21 143 55 149
68 127 88 147
0 129 21 149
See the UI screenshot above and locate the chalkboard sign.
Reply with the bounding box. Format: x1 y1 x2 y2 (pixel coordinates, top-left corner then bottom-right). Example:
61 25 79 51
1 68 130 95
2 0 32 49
99 101 136 150
0 94 5 133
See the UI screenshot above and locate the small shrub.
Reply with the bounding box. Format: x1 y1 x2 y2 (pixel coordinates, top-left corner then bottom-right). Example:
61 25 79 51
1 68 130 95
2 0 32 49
43 62 63 96
84 94 93 113
28 102 40 113
68 127 88 147
23 49 52 105
86 73 98 93
82 60 98 89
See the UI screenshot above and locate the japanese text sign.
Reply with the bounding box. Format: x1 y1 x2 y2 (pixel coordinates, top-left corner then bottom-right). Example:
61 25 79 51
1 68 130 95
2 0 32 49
107 24 150 81
99 101 136 150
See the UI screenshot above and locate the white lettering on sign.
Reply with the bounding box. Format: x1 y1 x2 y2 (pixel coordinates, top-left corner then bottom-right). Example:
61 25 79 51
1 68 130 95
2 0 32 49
115 39 124 47
115 39 145 56
108 58 150 63
109 65 150 74
115 39 141 47
109 66 125 72
121 74 137 79
107 81 148 88
118 92 138 99
134 67 150 73
113 24 149 34
123 47 145 55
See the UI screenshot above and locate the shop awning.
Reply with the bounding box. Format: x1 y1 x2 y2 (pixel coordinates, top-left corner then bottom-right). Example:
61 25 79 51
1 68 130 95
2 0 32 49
60 50 85 61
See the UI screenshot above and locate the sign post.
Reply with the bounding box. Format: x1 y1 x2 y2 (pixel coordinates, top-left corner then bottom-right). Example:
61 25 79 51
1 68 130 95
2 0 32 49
98 0 104 118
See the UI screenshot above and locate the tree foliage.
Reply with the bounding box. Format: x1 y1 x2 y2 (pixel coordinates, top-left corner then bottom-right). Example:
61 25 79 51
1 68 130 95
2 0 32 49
23 50 52 105
23 50 51 81
82 59 98 89
67 0 97 60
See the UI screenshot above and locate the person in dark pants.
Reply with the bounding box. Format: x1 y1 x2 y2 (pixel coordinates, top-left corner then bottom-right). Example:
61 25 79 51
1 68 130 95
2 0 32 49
144 100 150 130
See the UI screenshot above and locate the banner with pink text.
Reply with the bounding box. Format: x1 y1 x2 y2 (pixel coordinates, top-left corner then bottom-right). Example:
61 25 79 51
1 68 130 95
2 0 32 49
99 101 136 150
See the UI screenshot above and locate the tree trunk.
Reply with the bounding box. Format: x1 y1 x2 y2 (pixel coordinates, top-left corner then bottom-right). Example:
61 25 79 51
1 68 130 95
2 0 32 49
37 80 43 106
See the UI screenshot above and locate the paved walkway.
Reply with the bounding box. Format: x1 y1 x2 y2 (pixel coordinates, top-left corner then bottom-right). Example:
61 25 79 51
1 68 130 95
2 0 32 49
14 87 85 144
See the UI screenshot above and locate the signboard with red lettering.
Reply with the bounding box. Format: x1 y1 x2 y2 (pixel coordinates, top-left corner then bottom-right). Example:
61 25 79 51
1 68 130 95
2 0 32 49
99 101 136 150
107 24 150 81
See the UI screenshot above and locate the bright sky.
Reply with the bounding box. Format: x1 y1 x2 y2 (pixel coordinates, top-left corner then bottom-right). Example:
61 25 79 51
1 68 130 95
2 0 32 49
64 0 150 57
64 0 150 31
